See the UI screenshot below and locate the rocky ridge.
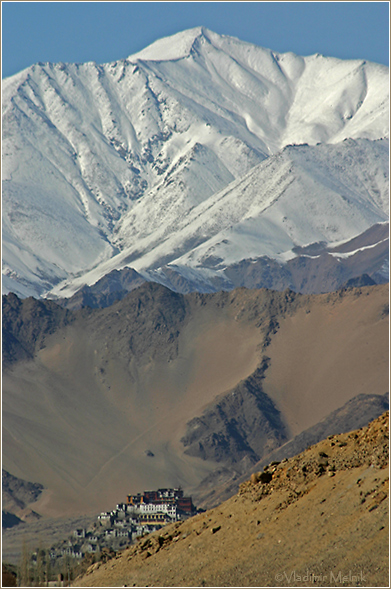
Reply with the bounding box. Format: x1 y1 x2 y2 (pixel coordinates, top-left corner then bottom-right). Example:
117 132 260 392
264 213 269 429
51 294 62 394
2 470 44 529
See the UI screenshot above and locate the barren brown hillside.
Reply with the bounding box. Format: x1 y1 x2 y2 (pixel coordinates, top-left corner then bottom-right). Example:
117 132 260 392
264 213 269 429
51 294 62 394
74 412 389 588
2 284 389 519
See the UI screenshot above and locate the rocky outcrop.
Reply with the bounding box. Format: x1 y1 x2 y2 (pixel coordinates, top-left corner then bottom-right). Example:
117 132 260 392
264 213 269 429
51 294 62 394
2 470 44 527
2 294 71 367
59 268 146 310
241 411 389 499
181 360 288 469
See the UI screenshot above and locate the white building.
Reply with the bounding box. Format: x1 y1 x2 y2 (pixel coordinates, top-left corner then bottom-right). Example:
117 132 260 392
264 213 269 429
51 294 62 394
138 503 177 519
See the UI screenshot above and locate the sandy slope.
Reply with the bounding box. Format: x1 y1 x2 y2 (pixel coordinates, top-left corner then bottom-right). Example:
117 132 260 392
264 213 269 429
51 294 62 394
2 284 389 520
3 300 263 517
263 285 389 436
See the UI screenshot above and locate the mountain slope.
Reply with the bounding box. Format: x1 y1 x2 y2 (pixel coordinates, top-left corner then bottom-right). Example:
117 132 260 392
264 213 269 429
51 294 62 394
2 283 388 517
95 138 388 292
46 137 390 299
2 28 389 298
74 412 389 588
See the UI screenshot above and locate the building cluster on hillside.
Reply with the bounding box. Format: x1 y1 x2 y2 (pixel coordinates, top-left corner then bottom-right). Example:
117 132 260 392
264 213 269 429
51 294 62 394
48 488 196 562
126 487 194 518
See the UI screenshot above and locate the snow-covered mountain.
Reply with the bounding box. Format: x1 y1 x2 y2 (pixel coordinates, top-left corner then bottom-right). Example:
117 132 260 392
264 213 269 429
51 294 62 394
2 27 389 298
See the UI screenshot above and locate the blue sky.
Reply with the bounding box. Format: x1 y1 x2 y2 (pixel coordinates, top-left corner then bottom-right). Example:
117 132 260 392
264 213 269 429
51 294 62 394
1 2 389 78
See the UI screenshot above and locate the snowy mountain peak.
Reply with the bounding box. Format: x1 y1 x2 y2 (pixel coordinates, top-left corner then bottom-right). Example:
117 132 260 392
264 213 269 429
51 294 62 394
128 26 209 62
2 29 389 299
